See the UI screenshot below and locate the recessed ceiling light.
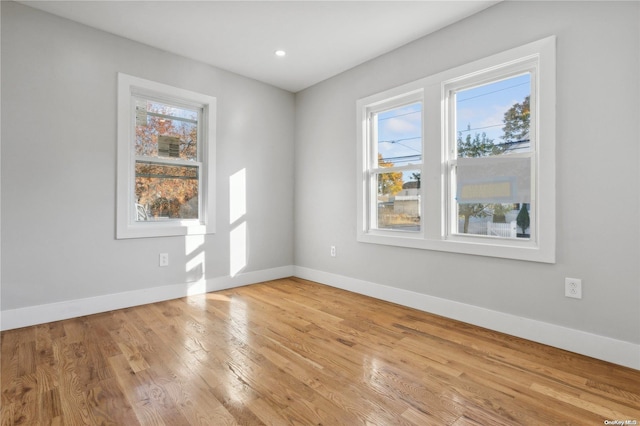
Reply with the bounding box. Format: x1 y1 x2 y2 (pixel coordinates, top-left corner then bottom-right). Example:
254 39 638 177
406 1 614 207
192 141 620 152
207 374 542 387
275 50 286 57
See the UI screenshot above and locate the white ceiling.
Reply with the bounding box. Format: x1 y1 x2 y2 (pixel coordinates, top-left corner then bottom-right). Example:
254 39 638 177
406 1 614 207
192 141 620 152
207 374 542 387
19 1 500 92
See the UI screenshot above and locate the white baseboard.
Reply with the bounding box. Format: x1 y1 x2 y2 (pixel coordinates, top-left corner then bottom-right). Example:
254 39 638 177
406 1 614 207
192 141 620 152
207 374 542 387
294 266 640 370
3 264 638 370
1 265 294 331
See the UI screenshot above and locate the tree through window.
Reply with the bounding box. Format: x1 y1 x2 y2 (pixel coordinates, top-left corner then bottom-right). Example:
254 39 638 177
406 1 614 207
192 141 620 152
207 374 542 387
134 98 201 221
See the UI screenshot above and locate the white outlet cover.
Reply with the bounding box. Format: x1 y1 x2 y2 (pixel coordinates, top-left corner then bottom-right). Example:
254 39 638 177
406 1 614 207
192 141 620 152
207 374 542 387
565 277 582 299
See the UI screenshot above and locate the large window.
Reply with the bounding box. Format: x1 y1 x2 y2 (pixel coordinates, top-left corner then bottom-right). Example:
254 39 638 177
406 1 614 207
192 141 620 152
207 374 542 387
117 74 216 239
357 37 555 262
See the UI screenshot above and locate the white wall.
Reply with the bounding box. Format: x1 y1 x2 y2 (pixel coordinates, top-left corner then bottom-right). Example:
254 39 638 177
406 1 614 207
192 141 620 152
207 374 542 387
1 2 295 312
294 0 640 352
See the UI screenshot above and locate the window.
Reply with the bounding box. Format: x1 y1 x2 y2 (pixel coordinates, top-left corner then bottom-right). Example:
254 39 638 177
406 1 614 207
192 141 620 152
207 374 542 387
357 36 555 262
367 93 423 233
117 73 216 239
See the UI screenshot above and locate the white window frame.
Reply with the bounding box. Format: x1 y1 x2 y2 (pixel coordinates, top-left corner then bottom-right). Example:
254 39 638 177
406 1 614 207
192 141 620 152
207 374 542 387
117 73 216 239
444 61 538 246
362 90 425 239
357 36 555 263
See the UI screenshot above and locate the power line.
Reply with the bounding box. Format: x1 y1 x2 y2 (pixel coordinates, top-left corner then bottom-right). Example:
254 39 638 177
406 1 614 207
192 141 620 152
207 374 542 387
378 136 421 144
458 123 503 133
379 136 422 154
394 141 421 153
378 110 421 121
457 81 529 103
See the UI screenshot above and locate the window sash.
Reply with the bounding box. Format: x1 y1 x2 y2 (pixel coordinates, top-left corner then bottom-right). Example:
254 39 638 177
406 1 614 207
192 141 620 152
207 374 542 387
444 62 537 242
131 95 205 223
364 92 424 234
370 168 422 232
134 159 202 221
132 95 203 161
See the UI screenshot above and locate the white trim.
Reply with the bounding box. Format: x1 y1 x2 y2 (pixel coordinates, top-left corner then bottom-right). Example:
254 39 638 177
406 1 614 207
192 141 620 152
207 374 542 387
294 266 640 370
5 264 637 370
1 265 293 331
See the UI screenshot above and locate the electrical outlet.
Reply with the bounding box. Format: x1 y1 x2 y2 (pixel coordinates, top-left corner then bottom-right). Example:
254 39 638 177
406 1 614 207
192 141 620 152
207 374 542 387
159 253 169 267
565 277 582 299
330 245 336 257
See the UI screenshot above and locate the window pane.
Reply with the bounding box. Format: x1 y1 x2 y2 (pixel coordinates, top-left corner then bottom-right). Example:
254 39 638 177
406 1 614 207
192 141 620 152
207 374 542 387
454 73 532 239
135 99 199 161
135 161 199 220
376 170 421 231
456 74 530 157
456 202 530 238
376 102 422 167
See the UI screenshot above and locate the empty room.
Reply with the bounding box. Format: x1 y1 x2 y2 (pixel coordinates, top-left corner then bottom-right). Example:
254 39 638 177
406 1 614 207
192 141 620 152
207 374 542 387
2 1 639 424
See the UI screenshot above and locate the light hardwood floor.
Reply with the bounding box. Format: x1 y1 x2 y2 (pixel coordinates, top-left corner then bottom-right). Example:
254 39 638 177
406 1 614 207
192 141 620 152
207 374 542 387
2 277 639 425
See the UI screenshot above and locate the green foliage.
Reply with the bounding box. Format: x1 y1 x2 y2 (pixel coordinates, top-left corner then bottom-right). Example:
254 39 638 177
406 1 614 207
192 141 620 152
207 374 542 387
491 203 513 223
457 125 504 158
516 204 530 234
502 95 530 142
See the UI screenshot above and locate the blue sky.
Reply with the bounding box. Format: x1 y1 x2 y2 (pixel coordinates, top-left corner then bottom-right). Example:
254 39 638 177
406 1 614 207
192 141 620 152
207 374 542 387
456 73 530 143
376 73 531 169
377 102 422 168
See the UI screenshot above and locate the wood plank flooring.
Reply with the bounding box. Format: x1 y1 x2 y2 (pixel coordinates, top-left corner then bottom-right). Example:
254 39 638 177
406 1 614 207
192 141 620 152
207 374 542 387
2 277 639 425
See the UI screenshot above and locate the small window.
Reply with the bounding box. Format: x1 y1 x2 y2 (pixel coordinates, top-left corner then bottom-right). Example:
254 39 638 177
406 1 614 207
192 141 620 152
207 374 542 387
117 74 216 239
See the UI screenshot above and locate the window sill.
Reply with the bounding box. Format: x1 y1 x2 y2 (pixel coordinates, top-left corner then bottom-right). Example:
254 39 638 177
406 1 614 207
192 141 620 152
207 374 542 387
116 220 211 239
357 231 555 263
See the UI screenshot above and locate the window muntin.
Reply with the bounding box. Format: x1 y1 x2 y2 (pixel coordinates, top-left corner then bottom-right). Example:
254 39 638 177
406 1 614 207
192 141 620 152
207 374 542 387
366 97 423 232
117 73 216 239
448 73 534 240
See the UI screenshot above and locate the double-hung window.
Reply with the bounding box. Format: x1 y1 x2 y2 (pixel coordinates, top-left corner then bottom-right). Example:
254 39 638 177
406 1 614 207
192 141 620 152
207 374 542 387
357 36 555 262
364 91 423 234
117 74 216 239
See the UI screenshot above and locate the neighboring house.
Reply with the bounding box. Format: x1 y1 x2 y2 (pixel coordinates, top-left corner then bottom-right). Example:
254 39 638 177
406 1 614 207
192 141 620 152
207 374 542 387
393 181 420 218
501 132 530 155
